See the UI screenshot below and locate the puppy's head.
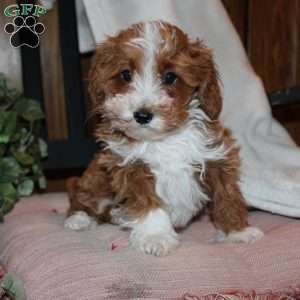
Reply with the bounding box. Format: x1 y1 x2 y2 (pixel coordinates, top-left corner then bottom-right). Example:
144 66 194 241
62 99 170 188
89 21 222 141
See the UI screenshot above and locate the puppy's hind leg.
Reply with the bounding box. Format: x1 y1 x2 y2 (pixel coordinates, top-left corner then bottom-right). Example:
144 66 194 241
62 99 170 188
64 177 98 231
64 155 115 230
205 155 264 244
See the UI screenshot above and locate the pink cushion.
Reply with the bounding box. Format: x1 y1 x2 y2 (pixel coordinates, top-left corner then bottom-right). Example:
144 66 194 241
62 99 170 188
0 193 300 299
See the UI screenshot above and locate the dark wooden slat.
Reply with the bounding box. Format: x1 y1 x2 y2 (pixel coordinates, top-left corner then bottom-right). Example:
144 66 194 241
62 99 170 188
20 46 44 106
19 0 97 170
57 0 86 140
39 2 68 140
248 0 300 93
19 0 43 102
272 104 300 146
45 139 98 171
80 53 95 136
222 0 248 46
270 85 300 145
42 0 97 170
18 0 47 139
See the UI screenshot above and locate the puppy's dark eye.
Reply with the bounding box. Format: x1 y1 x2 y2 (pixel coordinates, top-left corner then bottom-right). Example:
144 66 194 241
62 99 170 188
162 72 177 85
120 69 132 82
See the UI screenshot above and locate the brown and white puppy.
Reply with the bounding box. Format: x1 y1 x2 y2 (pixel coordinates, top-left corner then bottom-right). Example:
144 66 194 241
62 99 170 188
64 21 263 256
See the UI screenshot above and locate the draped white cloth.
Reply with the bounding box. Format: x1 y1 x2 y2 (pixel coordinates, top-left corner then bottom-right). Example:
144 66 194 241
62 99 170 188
43 0 300 217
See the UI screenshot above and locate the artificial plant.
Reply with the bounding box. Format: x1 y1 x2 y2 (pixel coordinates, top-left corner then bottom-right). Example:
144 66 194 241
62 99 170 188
0 73 47 221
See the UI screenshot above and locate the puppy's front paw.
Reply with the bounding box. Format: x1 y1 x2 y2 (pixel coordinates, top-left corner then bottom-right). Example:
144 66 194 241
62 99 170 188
130 230 179 256
215 226 264 244
110 206 132 227
64 211 96 231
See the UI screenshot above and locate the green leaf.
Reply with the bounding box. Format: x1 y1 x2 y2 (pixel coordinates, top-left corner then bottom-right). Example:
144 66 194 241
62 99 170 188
0 111 6 131
0 183 17 215
15 98 44 122
0 135 9 143
32 163 40 175
0 144 5 157
0 157 21 183
0 73 7 90
2 113 16 143
4 111 17 133
38 175 47 189
13 150 34 166
14 98 27 114
19 128 29 146
38 138 48 158
11 131 21 142
17 179 34 197
1 273 26 300
0 111 17 143
0 74 47 219
6 87 19 100
0 183 17 199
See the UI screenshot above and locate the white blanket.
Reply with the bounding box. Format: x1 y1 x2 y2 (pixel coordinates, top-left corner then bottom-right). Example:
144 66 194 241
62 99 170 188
43 0 300 217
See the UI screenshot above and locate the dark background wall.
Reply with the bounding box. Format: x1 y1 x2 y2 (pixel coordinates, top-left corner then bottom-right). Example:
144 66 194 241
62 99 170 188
223 0 300 144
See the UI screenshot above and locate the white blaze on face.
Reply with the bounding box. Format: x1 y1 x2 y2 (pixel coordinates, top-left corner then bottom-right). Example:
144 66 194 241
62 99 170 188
130 21 163 103
104 22 174 140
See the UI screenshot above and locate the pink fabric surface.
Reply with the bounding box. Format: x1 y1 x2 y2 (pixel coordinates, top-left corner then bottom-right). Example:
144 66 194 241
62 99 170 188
0 193 300 300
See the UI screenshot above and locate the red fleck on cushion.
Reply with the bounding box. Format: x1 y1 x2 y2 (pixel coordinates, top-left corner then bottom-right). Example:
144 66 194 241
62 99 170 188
0 193 300 300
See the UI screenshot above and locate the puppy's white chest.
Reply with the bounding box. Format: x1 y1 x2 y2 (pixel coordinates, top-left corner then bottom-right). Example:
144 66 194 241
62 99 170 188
151 158 207 228
139 132 210 227
108 124 227 227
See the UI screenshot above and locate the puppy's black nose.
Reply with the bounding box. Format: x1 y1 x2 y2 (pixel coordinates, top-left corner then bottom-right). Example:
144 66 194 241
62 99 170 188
133 110 153 125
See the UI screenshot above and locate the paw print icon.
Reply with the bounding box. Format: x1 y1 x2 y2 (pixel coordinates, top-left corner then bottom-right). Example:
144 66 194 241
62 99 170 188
4 16 45 48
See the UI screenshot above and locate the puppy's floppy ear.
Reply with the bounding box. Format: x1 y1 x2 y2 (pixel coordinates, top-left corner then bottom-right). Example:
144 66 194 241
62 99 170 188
187 40 222 120
88 41 117 107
